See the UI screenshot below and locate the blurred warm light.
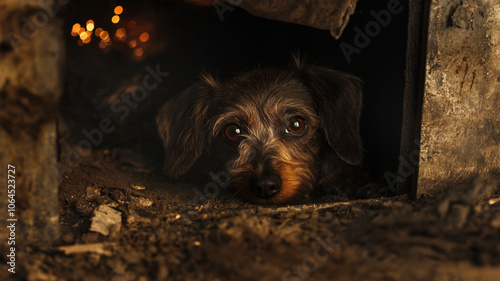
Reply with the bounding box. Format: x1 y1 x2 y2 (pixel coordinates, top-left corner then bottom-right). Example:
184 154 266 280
115 28 127 42
128 40 137 48
116 28 126 37
86 20 95 31
79 32 88 40
77 39 84 46
127 20 137 29
114 6 123 15
72 23 81 32
112 15 120 24
134 47 143 57
82 36 91 44
71 23 81 36
139 32 149 42
78 27 85 35
100 31 110 40
95 28 103 37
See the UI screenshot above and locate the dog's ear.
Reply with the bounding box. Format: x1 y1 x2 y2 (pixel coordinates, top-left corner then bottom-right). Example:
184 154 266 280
156 73 219 179
295 62 363 165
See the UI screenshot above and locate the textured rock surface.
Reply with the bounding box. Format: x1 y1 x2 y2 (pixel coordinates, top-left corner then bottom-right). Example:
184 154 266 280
235 0 358 39
0 0 64 248
418 0 500 194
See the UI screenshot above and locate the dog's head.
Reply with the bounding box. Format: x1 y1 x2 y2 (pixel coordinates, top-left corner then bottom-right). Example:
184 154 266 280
157 59 363 204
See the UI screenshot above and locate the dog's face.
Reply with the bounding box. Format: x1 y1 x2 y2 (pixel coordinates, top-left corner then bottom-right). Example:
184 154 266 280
157 60 363 204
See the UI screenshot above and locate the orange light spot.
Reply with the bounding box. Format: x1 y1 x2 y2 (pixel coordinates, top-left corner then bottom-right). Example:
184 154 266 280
99 31 109 40
79 32 88 40
71 23 81 34
95 28 103 37
128 40 137 48
86 20 94 31
134 47 143 57
111 15 120 24
116 28 126 37
78 27 85 35
114 6 123 15
77 39 84 46
139 32 149 42
82 36 91 44
98 41 107 49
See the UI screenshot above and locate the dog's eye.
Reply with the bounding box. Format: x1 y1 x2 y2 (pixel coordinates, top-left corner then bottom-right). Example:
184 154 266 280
286 117 306 135
225 124 243 142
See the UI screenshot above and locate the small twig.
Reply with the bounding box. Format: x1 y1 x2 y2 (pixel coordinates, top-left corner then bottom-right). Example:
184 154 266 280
488 197 500 205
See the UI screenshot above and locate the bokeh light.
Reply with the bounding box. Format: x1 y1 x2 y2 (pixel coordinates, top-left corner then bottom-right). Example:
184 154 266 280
86 20 94 31
139 32 150 42
115 28 127 41
100 31 110 40
134 48 144 57
114 6 124 15
79 32 88 40
82 36 91 44
111 15 120 24
128 40 137 48
71 23 81 36
116 28 126 37
95 28 103 37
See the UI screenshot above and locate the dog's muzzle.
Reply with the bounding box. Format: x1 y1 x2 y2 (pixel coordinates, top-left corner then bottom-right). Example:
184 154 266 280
249 173 282 199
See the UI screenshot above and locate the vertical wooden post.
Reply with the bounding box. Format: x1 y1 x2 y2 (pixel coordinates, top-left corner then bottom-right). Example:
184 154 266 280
399 0 430 197
0 0 64 249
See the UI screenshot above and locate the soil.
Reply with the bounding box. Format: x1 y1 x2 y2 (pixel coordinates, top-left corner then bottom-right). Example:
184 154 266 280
2 148 499 281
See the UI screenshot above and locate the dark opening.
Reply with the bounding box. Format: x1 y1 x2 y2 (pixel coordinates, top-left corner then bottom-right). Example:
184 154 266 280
60 0 408 185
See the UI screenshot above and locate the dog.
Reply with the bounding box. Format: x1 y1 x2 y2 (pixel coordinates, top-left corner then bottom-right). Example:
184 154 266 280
156 58 364 204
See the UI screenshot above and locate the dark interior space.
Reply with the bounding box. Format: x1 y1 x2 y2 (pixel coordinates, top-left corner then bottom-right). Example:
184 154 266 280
60 0 408 181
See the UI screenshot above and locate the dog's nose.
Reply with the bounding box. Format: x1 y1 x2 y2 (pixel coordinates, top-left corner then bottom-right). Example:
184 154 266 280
250 173 281 199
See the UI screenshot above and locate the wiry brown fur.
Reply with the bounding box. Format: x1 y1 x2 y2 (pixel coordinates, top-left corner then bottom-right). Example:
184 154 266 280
157 57 363 204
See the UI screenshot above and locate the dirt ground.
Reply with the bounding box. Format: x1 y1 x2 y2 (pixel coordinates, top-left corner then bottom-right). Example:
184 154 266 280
1 148 499 281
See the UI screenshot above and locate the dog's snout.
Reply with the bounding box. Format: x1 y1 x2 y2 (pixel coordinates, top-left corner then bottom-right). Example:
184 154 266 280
250 173 281 199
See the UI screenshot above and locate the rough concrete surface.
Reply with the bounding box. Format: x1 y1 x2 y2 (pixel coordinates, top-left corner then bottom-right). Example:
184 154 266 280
418 0 500 194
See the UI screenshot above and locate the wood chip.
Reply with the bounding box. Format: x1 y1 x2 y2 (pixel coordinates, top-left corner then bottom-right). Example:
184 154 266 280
488 197 500 205
58 243 115 256
131 185 146 190
89 205 122 236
